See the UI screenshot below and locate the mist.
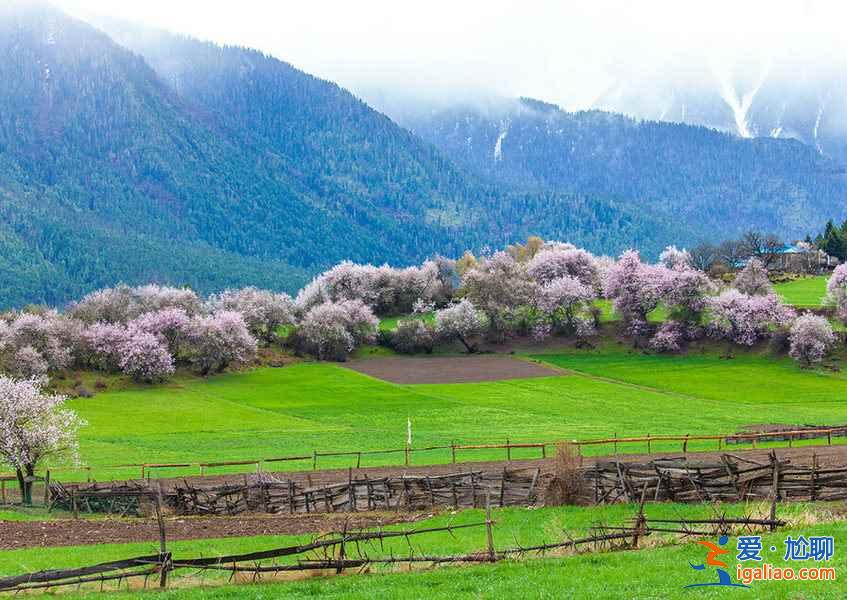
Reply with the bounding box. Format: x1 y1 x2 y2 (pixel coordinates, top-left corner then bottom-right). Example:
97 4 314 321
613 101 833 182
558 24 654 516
57 0 846 131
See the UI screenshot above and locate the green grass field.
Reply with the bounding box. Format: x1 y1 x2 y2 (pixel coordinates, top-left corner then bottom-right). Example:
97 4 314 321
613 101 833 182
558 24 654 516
23 341 844 481
775 276 829 307
2 503 844 599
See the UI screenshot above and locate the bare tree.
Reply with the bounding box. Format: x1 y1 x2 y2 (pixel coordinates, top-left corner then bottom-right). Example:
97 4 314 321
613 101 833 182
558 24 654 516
688 243 719 272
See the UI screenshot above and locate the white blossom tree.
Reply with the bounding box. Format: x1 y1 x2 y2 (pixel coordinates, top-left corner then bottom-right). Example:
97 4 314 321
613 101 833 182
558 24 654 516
0 377 84 504
435 299 488 353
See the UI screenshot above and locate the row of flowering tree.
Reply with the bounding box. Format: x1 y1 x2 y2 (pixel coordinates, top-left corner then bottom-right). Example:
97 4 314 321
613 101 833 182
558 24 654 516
2 242 846 379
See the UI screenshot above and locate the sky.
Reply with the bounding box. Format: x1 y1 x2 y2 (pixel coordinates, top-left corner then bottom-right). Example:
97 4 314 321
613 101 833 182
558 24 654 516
56 0 846 111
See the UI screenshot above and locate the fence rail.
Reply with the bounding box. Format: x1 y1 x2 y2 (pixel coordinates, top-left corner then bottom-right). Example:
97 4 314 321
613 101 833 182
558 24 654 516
0 490 787 595
4 425 846 486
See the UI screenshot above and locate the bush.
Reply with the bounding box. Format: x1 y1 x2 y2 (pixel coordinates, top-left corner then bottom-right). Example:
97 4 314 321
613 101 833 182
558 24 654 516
389 320 435 354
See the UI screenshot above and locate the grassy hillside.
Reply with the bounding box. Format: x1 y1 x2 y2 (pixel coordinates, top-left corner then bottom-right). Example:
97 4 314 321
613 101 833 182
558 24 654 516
2 503 844 599
37 342 847 481
774 276 829 307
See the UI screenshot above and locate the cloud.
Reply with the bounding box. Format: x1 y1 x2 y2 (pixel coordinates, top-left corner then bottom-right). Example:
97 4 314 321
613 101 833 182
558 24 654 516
57 0 847 111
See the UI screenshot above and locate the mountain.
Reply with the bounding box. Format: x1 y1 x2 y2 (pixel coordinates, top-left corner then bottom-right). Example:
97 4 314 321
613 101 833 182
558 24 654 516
586 59 847 165
397 97 847 245
0 4 669 308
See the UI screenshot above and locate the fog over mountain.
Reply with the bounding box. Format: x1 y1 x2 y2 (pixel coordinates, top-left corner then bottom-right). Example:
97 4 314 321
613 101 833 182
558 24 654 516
57 0 847 159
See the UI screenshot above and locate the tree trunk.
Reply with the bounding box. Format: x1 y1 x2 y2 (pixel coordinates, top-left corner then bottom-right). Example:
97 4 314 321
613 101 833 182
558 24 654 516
16 465 34 506
457 335 475 353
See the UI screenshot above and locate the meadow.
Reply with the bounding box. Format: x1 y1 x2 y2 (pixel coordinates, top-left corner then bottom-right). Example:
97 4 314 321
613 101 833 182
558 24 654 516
2 502 844 599
774 275 829 307
42 340 847 481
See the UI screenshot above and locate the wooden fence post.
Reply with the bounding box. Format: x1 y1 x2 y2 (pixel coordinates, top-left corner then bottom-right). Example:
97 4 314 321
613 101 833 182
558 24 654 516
613 432 618 455
828 429 833 446
312 450 317 471
485 494 496 563
42 470 51 507
646 434 651 454
154 494 170 588
682 434 689 454
451 441 456 464
506 438 511 462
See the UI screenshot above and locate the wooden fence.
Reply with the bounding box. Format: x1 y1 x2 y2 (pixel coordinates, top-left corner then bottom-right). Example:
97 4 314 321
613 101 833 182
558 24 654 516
9 424 845 486
0 495 786 595
586 451 847 504
51 468 544 517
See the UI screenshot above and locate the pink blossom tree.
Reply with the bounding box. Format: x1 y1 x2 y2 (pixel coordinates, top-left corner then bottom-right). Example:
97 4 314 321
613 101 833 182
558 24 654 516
535 276 596 338
733 258 772 296
527 246 601 290
292 300 379 361
70 285 201 323
11 347 49 378
789 313 837 367
82 323 130 372
461 252 536 340
2 312 73 373
127 308 191 354
708 290 795 347
826 263 847 324
435 299 488 353
658 245 691 269
0 377 84 504
118 332 175 383
604 250 664 337
187 312 257 375
207 288 295 343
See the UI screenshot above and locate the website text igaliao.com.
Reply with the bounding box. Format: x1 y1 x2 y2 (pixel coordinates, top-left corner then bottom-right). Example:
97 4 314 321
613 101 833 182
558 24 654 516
736 563 836 585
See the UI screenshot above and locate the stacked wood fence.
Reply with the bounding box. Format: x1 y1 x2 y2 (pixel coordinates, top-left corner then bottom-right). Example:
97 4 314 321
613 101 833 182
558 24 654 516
50 468 544 517
585 452 847 504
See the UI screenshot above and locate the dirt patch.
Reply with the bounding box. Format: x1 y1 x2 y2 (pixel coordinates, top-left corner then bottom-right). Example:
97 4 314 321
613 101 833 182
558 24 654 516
0 512 434 551
345 355 564 384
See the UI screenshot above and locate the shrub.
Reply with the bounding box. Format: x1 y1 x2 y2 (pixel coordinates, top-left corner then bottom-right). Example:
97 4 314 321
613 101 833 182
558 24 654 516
389 320 435 354
789 313 837 366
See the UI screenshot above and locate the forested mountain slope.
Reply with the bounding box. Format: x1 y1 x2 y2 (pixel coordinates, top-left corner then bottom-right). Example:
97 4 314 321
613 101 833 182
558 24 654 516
400 97 847 244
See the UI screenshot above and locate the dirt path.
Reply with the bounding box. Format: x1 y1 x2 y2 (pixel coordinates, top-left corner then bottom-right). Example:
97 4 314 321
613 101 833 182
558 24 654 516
345 355 564 384
0 511 435 551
